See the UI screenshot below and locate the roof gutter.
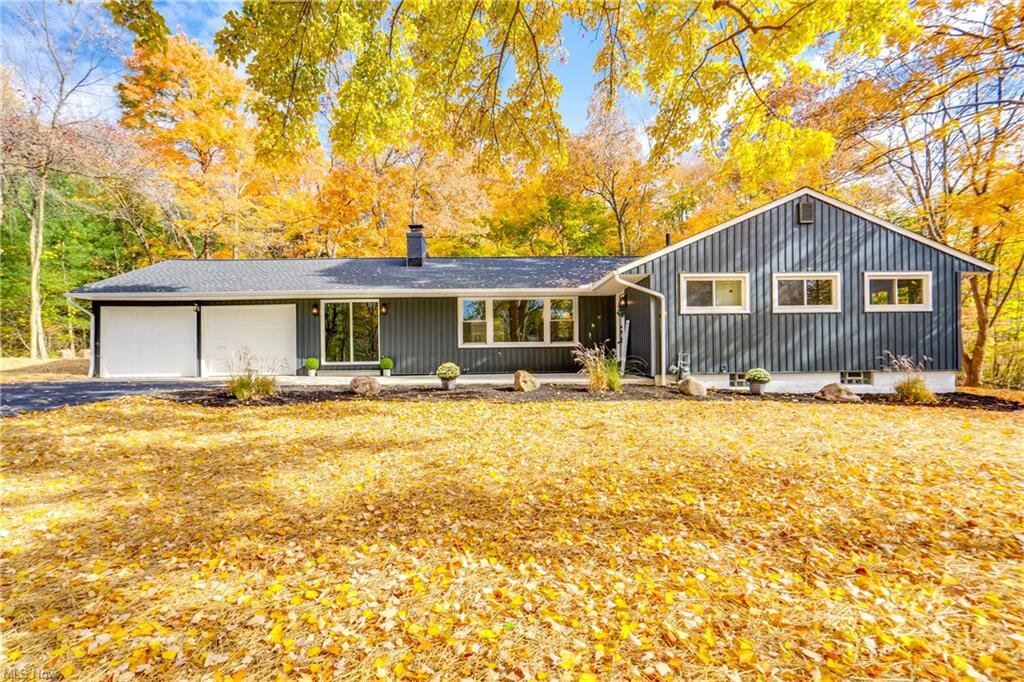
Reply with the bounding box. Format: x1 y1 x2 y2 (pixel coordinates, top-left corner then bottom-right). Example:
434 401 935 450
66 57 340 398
613 273 667 387
64 295 95 377
66 286 602 301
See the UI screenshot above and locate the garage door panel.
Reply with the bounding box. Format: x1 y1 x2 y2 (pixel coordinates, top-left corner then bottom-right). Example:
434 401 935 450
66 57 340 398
202 305 297 377
100 306 196 378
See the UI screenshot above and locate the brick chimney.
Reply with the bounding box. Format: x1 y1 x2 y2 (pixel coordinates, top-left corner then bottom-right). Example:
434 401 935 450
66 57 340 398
406 224 427 266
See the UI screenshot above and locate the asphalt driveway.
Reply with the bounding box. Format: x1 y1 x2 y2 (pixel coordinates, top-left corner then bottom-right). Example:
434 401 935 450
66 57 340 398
0 380 219 417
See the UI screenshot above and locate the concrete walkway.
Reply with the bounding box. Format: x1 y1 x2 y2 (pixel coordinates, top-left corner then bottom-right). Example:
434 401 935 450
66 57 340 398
279 373 655 388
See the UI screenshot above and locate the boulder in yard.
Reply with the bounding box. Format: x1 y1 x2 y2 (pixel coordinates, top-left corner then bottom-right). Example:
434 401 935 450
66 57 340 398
60 349 75 359
816 382 861 403
513 369 540 392
350 376 382 396
677 376 707 397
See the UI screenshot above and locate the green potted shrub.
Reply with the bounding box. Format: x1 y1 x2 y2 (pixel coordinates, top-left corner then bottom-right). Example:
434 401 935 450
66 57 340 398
744 368 771 395
380 356 394 377
305 357 320 377
436 361 460 390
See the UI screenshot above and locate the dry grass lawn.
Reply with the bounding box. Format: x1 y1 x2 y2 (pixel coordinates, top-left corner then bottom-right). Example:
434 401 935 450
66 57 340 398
0 357 90 384
1 397 1022 681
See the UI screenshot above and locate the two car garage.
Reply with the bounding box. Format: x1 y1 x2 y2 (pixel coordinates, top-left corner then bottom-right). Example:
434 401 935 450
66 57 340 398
98 304 297 378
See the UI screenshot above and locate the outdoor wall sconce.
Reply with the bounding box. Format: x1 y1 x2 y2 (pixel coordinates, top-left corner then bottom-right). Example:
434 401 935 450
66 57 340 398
380 302 389 316
311 303 319 316
192 303 199 312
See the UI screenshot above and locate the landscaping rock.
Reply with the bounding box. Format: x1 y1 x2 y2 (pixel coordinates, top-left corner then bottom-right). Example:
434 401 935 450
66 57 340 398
513 370 540 392
816 382 861 403
677 376 707 397
60 349 76 359
350 376 382 396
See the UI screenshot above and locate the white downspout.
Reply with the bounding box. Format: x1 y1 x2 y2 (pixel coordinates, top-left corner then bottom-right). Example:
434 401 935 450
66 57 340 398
613 273 667 386
65 295 95 377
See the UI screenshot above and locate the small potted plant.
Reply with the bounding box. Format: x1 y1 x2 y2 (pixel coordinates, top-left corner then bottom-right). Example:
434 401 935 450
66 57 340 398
436 361 460 390
744 368 771 395
305 357 320 377
380 356 394 377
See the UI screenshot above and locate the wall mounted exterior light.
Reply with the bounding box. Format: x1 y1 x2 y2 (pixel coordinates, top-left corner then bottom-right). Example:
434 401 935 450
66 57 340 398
311 303 319 316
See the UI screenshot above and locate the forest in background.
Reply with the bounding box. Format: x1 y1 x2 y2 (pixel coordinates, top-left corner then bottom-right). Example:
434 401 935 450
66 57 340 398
2 0 1022 386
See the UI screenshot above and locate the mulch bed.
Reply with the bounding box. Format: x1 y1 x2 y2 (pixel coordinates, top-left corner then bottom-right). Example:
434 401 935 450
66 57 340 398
160 384 1022 411
860 391 1022 411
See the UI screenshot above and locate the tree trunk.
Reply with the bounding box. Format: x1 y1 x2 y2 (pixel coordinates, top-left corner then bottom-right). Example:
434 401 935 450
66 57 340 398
962 323 987 387
29 173 49 359
962 277 991 387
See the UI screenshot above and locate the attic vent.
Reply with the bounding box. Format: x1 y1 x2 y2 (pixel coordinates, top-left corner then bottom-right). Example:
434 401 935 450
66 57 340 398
797 200 815 225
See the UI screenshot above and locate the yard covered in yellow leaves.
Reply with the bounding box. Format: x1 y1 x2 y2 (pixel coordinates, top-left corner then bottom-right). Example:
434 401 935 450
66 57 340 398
2 397 1022 680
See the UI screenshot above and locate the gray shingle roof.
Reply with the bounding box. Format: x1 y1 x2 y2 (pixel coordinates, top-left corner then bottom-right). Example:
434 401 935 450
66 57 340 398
69 257 636 299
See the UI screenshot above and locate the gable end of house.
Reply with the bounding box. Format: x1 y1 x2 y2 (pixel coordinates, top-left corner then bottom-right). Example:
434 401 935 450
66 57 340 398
617 188 994 275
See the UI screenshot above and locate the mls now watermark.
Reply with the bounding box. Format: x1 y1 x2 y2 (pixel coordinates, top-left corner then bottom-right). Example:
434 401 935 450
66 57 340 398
2 668 59 680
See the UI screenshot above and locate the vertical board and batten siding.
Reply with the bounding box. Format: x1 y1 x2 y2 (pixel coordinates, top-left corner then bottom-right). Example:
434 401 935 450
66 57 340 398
621 195 984 375
101 296 617 375
370 296 616 375
621 284 653 374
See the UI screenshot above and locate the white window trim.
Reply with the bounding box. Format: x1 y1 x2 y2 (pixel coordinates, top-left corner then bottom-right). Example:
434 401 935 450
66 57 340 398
863 272 933 312
679 273 750 314
320 299 381 364
772 272 842 313
457 296 579 348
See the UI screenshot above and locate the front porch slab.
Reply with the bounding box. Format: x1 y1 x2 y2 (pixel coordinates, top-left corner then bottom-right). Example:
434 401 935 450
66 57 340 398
279 373 655 387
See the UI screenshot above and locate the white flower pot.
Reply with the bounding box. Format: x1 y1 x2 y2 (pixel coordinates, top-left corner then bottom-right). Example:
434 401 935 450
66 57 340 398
308 369 317 377
382 369 391 377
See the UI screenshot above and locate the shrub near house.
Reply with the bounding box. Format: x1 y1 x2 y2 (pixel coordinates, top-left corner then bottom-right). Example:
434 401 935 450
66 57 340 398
436 362 460 389
573 344 622 392
226 347 281 401
881 351 938 404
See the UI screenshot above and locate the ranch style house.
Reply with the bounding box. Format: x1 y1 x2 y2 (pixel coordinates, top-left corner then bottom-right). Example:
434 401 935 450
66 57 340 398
67 188 994 393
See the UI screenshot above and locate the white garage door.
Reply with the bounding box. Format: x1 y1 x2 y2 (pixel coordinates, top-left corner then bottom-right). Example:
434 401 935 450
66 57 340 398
201 304 297 377
100 306 197 378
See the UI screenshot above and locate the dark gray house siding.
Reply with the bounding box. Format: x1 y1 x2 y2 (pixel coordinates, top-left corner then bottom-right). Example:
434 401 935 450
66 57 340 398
96 296 616 376
306 296 616 374
621 284 653 375
621 195 986 375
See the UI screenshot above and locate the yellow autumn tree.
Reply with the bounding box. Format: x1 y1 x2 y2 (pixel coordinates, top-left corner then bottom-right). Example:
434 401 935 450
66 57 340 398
119 35 320 258
297 143 492 258
824 0 1024 385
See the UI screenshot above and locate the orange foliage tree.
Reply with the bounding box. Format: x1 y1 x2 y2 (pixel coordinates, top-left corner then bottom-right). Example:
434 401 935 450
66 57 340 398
118 35 320 259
